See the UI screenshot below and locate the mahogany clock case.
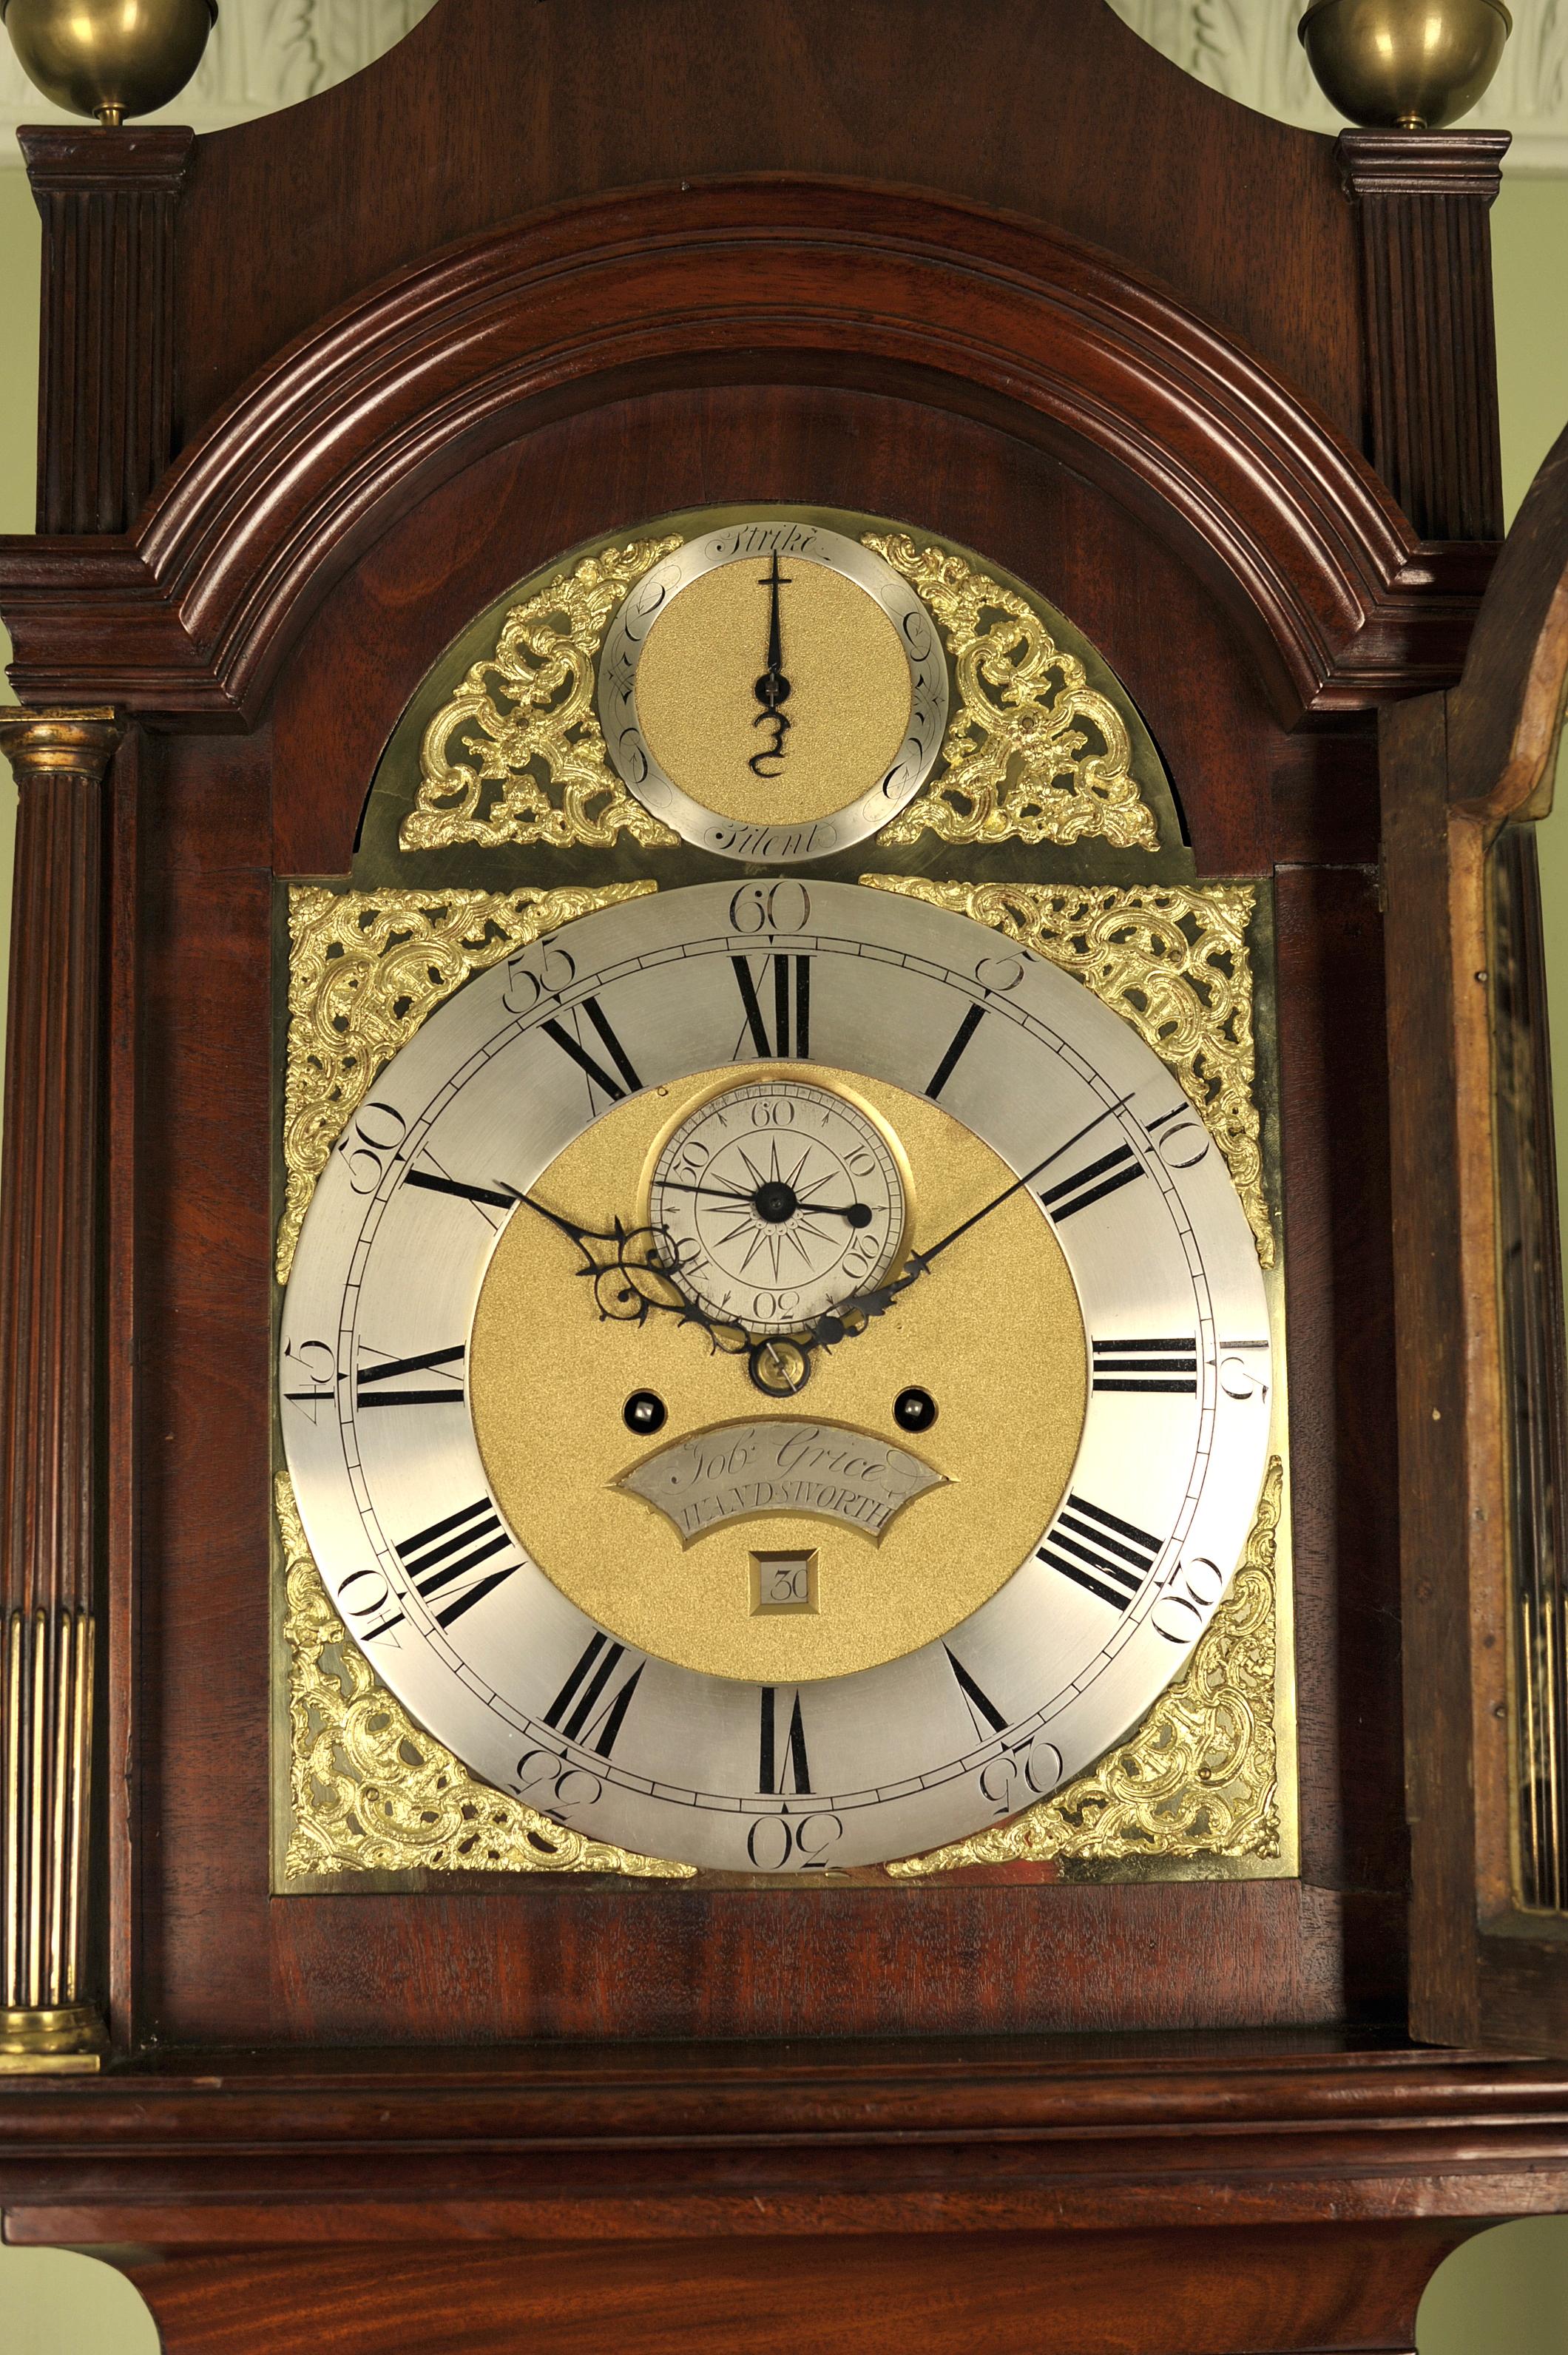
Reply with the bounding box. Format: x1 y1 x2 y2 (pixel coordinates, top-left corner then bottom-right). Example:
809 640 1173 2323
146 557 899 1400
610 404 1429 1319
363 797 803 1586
104 371 1387 2052
5 9 1566 2334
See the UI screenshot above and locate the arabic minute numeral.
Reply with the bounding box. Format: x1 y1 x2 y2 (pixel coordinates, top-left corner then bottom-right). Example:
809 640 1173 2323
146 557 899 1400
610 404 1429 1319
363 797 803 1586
1146 1103 1211 1169
976 1734 1065 1817
731 953 811 1058
337 1563 405 1646
501 933 576 1016
729 881 811 936
281 1337 336 1422
746 1809 844 1872
514 1746 606 1818
1152 1556 1228 1645
339 1099 407 1195
1039 1493 1163 1613
1219 1342 1271 1403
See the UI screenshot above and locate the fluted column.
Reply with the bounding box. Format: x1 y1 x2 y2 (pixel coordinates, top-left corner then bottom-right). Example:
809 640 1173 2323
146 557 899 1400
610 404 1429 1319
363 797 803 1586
0 708 121 2072
1338 130 1507 544
19 129 194 536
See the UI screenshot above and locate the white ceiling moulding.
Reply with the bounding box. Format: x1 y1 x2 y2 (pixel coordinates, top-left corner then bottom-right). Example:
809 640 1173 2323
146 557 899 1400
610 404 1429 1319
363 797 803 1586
0 0 1562 167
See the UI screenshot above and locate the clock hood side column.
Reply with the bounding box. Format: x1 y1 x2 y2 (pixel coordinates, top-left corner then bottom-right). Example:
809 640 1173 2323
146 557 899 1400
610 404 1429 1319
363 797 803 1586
0 709 121 2072
17 128 195 538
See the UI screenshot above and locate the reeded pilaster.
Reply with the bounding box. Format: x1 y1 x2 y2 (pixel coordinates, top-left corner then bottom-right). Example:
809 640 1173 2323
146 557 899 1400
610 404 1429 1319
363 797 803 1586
0 707 121 2072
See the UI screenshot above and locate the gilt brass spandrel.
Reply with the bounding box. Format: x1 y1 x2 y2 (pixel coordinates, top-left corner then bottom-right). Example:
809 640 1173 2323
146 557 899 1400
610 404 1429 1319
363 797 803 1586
888 1458 1285 1875
276 880 657 1284
275 1471 693 1885
862 875 1274 1268
399 538 684 853
865 536 1162 855
863 874 1294 1878
369 508 1186 886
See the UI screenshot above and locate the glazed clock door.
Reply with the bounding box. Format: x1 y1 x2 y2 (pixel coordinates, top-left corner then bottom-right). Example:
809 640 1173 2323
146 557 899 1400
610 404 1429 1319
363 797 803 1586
1386 419 1568 2056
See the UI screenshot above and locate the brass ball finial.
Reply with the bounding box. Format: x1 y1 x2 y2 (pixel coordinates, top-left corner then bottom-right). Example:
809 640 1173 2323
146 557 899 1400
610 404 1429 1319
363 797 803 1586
0 0 217 129
1298 0 1511 131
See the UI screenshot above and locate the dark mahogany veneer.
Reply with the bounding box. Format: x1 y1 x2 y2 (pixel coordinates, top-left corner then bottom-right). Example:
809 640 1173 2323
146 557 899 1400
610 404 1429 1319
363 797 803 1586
0 2 1562 2348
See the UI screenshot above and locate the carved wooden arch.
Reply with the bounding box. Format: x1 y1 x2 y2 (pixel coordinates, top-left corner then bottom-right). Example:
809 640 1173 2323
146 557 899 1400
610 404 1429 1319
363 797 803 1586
0 178 1483 728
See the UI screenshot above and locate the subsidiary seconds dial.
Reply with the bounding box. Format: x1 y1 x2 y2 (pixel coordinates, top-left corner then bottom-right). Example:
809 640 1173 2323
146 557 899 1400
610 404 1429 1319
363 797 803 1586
647 1078 908 1334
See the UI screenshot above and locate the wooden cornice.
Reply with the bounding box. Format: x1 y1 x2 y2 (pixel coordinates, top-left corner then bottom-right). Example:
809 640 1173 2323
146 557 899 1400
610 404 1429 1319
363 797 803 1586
0 2042 1565 2246
0 181 1493 734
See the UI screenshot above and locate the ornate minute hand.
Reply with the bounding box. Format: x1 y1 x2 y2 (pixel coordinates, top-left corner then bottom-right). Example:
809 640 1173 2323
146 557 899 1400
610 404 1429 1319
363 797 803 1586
797 1089 1140 1347
748 550 793 779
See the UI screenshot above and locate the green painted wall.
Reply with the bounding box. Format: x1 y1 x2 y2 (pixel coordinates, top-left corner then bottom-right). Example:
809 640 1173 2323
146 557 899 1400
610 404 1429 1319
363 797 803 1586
0 154 1565 2355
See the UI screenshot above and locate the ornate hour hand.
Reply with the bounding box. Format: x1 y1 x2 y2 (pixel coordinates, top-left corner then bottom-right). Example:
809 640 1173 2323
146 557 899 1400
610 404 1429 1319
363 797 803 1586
748 549 793 779
499 1185 750 1359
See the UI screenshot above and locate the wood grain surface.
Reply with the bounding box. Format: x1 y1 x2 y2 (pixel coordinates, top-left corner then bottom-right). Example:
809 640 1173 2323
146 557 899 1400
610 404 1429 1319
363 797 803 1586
168 0 1368 459
0 0 1561 2331
0 181 1491 725
17 130 193 537
109 2222 1473 2355
1385 422 1568 2055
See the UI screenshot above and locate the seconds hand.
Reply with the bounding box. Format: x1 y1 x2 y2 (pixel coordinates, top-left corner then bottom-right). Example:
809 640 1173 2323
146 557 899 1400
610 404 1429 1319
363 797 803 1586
655 1178 873 1228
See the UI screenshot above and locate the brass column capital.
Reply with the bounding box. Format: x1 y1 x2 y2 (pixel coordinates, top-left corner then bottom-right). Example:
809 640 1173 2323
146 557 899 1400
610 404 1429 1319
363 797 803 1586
0 707 122 785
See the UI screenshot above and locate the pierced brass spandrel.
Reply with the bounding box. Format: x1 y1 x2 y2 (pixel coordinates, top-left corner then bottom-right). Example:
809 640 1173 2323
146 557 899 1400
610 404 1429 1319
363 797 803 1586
862 537 1161 853
861 876 1274 1268
888 1457 1283 1874
277 1473 692 1884
399 539 683 851
277 881 656 1283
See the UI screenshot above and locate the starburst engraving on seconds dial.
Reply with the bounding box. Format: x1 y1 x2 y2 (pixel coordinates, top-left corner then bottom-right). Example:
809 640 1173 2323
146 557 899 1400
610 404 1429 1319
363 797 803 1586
647 1078 906 1336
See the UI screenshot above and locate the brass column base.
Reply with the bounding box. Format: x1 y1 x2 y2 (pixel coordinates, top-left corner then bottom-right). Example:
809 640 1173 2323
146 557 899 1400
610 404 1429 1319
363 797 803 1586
0 2001 106 2072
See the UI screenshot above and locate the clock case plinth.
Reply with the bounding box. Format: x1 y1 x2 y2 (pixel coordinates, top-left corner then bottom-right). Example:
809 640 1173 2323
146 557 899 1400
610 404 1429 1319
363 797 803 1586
0 2 1563 2349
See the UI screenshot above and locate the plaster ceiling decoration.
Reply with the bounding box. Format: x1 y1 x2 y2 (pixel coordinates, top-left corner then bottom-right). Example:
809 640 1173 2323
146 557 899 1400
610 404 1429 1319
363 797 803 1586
1109 0 1568 170
0 0 439 144
0 0 1562 164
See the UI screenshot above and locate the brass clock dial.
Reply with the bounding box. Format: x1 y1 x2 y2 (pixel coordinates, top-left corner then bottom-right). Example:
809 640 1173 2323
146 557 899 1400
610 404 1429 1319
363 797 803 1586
280 882 1273 1873
597 521 949 862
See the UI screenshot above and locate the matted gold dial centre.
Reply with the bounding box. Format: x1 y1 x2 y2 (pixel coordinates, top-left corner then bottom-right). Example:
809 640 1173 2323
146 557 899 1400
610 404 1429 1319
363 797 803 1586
470 1065 1089 1683
635 557 913 829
